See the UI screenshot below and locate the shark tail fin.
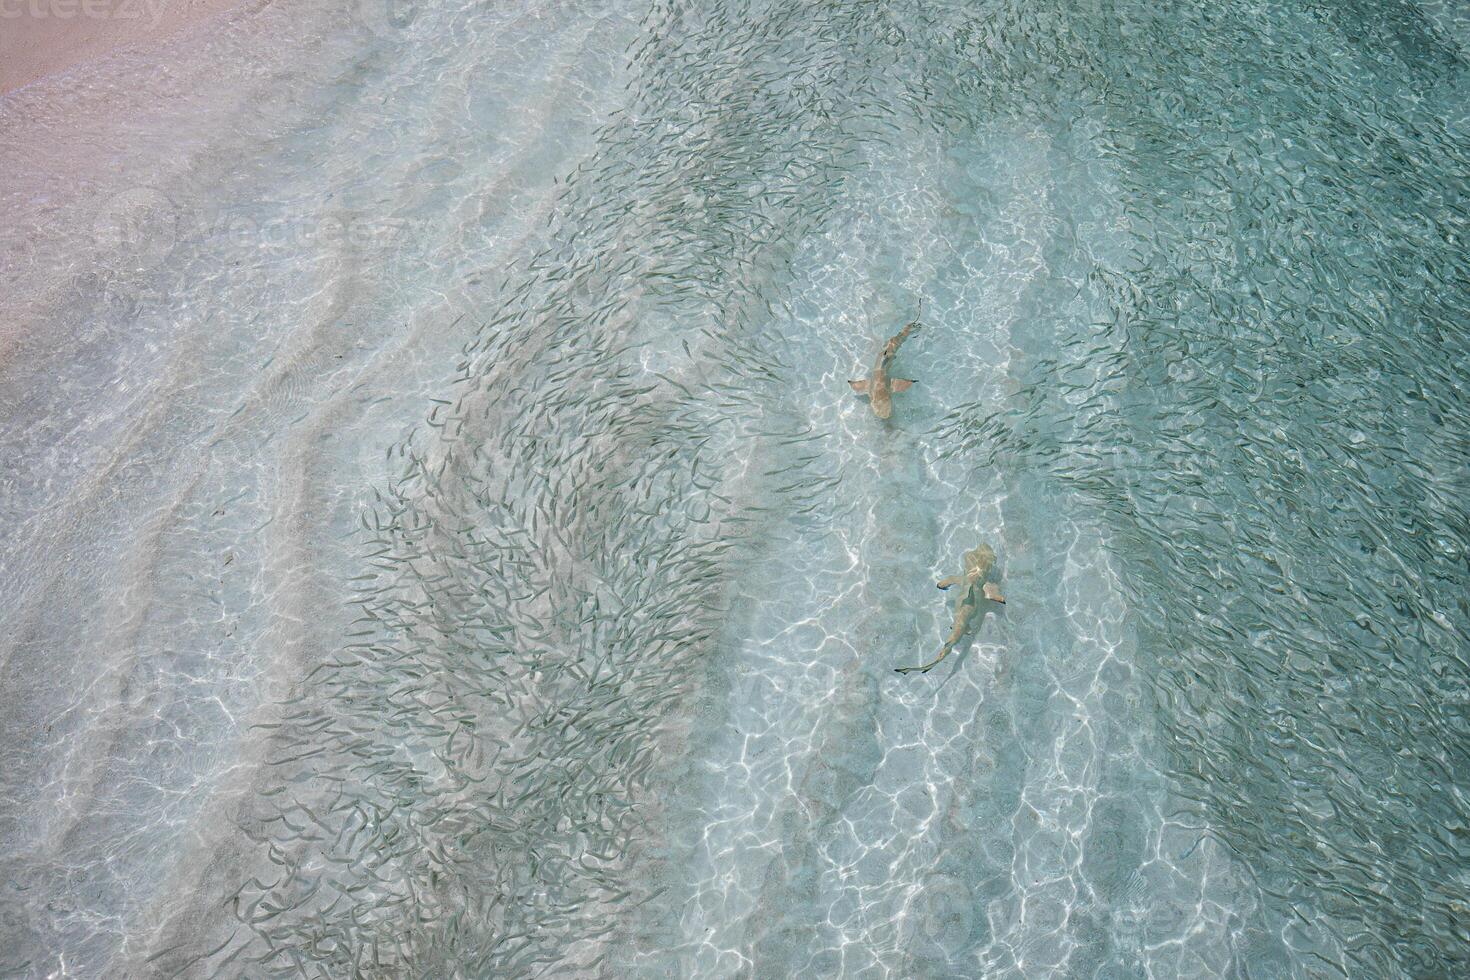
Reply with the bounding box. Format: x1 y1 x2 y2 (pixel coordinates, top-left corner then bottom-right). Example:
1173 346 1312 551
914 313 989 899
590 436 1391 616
895 642 951 676
848 379 870 395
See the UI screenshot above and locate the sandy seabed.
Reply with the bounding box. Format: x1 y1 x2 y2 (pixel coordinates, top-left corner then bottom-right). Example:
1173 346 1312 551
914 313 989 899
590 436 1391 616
2 1 1467 977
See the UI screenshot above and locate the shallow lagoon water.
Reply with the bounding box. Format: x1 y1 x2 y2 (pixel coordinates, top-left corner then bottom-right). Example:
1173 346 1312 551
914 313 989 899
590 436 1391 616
0 0 1466 976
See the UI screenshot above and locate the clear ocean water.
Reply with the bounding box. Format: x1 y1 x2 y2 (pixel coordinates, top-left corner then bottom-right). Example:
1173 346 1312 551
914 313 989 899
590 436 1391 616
0 0 1466 976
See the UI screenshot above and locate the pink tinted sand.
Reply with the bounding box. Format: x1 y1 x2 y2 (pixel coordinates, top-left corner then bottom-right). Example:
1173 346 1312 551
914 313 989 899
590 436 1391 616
0 0 241 95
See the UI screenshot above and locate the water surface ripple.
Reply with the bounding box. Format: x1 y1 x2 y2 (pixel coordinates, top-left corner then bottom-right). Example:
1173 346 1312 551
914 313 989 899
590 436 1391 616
0 0 1466 977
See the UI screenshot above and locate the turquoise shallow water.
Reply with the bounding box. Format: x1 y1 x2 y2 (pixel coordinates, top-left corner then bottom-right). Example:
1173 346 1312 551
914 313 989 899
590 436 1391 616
0 0 1466 976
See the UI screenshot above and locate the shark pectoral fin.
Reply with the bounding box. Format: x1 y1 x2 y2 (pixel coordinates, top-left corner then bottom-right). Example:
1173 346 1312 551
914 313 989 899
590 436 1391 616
848 379 870 395
890 379 916 392
936 576 961 590
983 582 1006 604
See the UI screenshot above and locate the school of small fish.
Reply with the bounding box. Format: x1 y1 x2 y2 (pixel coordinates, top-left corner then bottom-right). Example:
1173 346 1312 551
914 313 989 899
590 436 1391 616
4 0 1464 975
166 0 1467 974
161 2 976 973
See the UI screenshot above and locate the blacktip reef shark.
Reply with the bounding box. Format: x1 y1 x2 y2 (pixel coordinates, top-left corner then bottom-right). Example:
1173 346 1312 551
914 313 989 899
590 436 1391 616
848 310 922 419
896 542 1006 675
